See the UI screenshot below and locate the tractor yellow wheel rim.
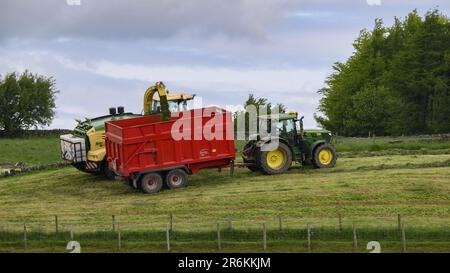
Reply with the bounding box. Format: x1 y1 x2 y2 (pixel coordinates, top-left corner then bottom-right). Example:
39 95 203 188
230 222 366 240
318 148 333 165
266 149 286 170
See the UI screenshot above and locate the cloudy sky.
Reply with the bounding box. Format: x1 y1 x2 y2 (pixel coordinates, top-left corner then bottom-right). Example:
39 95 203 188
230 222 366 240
0 0 449 129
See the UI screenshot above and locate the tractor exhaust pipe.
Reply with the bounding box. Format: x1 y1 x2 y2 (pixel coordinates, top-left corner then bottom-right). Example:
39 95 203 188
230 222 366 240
109 107 117 115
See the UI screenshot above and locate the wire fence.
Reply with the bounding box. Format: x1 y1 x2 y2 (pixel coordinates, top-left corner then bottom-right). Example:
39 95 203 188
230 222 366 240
0 213 449 253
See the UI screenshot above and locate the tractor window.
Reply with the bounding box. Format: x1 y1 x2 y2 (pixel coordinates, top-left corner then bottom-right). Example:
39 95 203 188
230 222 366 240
180 101 189 111
152 101 161 113
152 101 186 113
277 119 296 136
295 120 301 133
261 119 297 136
168 101 179 112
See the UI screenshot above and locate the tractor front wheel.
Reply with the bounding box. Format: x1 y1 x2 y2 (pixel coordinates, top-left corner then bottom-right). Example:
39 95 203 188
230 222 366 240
258 142 292 175
312 143 337 168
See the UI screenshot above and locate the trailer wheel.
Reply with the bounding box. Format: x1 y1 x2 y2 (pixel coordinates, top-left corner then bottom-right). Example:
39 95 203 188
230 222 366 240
139 173 163 194
165 169 188 189
312 143 337 168
101 159 115 180
258 142 292 175
126 179 134 188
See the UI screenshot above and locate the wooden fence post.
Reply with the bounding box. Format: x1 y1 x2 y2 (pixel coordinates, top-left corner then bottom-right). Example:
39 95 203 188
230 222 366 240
23 224 28 249
352 224 358 252
230 159 235 177
307 224 312 253
112 215 116 232
69 225 74 241
338 214 342 231
397 214 402 230
227 215 233 230
55 215 59 234
277 215 283 231
168 212 173 232
401 224 407 253
166 223 171 252
117 225 121 250
217 223 222 251
263 223 267 251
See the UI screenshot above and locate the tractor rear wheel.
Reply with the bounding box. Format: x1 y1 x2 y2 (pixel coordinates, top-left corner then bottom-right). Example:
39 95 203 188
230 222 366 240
139 173 163 194
165 169 188 189
258 142 292 175
312 143 337 168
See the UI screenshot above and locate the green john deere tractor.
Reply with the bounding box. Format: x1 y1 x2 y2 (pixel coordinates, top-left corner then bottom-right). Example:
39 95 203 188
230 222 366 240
242 112 337 175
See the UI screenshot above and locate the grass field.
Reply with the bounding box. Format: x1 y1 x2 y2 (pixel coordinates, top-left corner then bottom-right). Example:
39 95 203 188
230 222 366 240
2 134 450 166
0 135 449 252
0 136 62 166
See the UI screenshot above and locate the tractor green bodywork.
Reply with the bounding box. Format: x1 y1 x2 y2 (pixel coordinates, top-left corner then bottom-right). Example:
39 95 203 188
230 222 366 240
73 113 140 152
242 112 333 165
73 113 139 138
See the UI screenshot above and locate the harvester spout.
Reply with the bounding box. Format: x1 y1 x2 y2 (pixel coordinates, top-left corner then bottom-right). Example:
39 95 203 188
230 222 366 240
143 81 170 120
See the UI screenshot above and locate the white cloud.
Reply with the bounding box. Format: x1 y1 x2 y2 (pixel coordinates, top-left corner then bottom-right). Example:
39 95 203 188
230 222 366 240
3 0 447 130
0 49 329 129
0 0 297 41
56 105 87 116
367 0 382 6
87 60 328 94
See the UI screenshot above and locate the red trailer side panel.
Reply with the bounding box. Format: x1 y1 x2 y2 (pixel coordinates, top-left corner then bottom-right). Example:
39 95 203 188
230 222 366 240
105 107 235 178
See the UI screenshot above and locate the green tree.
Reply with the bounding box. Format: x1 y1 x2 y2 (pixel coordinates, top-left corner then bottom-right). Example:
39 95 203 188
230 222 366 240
0 71 58 135
316 9 450 136
351 85 399 136
234 94 286 139
428 78 450 133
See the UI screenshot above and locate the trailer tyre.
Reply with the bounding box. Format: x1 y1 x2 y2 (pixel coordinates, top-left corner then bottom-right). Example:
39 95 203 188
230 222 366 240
101 159 116 180
165 169 188 189
139 173 163 194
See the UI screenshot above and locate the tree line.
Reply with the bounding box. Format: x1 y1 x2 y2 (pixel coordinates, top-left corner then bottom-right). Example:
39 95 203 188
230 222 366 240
316 9 450 136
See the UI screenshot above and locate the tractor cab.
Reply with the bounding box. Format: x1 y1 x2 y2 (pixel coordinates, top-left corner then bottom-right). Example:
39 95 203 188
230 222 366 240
260 112 301 137
260 112 332 143
258 112 304 145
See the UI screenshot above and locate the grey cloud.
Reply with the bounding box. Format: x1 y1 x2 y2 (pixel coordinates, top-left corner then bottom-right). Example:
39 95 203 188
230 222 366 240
0 0 297 40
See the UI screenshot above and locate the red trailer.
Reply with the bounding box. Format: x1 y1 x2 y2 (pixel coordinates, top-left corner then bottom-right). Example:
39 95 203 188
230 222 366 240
105 107 235 193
